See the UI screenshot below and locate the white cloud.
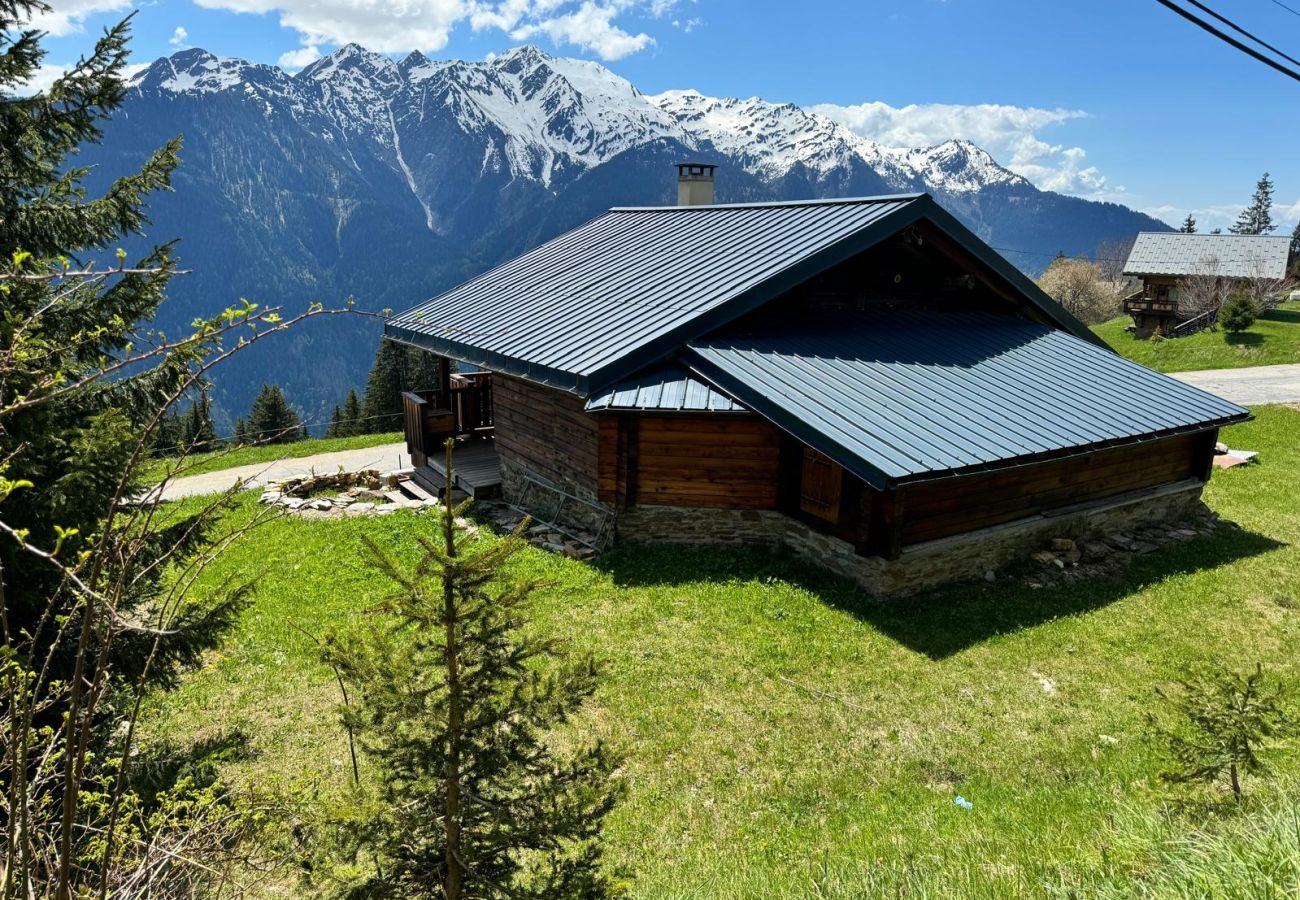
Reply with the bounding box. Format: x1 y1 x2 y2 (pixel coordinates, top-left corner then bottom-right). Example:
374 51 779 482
275 44 321 69
16 62 70 95
194 0 663 60
12 60 147 96
1141 200 1300 233
278 44 322 70
510 2 653 59
20 0 132 36
169 26 190 48
812 99 1120 199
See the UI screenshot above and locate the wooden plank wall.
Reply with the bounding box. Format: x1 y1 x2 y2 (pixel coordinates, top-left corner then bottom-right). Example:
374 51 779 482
599 413 783 509
493 374 600 493
897 432 1210 545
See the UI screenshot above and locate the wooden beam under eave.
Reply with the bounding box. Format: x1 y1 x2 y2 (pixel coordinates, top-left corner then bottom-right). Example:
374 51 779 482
867 488 904 561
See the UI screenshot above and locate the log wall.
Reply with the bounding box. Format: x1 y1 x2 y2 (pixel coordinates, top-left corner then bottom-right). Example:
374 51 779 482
896 431 1213 545
597 413 782 509
492 374 600 496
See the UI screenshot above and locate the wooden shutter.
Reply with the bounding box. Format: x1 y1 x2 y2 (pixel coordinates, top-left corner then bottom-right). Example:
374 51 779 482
799 447 843 523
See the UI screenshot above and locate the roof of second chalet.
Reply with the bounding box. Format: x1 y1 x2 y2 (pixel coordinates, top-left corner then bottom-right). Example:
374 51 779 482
387 193 1098 396
1123 231 1292 279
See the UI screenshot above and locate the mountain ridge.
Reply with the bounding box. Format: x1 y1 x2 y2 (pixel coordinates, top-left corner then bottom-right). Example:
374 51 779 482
96 42 1169 428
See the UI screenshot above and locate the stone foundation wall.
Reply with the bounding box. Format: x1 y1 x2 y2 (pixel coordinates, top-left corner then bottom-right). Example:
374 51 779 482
616 479 1207 596
500 456 614 537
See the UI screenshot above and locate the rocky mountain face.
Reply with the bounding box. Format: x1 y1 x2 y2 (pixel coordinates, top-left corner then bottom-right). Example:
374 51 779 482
88 44 1169 428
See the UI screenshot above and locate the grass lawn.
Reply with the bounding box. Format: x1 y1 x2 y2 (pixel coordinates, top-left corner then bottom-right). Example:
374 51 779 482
141 406 1300 897
144 431 403 481
1093 301 1300 373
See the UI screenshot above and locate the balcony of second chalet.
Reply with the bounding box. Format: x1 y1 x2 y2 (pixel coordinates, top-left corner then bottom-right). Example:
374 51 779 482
1122 288 1178 317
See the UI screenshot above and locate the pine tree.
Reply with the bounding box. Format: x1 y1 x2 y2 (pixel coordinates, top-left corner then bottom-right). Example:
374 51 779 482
153 409 185 456
406 345 443 393
233 417 248 444
326 404 344 438
180 391 221 452
1230 172 1276 235
1290 221 1300 268
322 442 623 898
246 383 305 444
0 4 256 889
0 3 245 687
1220 290 1258 335
1180 214 1197 234
362 338 409 432
341 387 364 436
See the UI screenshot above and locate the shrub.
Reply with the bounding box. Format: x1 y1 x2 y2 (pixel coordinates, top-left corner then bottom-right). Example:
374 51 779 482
1220 291 1259 336
1150 664 1295 802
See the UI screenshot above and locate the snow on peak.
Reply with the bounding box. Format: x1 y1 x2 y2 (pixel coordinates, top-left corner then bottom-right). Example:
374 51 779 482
648 90 1024 193
135 48 285 95
896 139 1025 193
299 43 399 83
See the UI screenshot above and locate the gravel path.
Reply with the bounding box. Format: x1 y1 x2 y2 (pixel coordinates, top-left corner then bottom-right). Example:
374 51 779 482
156 442 409 501
1170 363 1300 406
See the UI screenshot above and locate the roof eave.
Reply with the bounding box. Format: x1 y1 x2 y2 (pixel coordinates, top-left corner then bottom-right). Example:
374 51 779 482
385 321 588 394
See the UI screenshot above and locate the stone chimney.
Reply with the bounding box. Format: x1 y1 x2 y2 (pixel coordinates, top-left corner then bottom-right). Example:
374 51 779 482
676 162 716 206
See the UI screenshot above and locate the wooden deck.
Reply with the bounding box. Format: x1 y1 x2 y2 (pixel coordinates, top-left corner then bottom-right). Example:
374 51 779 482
413 438 502 499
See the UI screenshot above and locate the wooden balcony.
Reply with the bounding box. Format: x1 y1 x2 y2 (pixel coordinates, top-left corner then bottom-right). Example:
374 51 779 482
401 371 495 468
1123 291 1178 316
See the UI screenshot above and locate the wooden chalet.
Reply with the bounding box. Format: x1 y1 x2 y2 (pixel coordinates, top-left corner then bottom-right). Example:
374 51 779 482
385 172 1248 594
1122 231 1291 338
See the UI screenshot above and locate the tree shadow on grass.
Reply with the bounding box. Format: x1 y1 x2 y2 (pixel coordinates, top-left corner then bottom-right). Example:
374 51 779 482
1226 332 1266 348
595 526 1283 660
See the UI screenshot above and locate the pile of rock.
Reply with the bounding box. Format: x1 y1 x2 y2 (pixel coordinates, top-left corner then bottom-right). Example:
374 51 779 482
1020 507 1222 584
476 501 602 561
258 468 446 517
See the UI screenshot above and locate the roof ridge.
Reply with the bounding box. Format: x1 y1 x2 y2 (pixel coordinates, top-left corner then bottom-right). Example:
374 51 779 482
609 193 927 213
1134 230 1291 238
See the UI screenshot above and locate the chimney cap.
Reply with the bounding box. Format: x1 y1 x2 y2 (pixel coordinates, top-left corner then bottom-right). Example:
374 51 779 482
676 162 717 176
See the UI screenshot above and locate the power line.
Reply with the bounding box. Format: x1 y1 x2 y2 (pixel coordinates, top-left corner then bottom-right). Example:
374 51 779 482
1155 0 1300 83
1265 0 1300 21
1182 0 1300 68
992 246 1131 263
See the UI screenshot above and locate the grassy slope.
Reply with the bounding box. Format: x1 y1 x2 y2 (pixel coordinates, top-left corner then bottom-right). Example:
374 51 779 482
1094 301 1300 373
145 432 403 481
142 407 1300 897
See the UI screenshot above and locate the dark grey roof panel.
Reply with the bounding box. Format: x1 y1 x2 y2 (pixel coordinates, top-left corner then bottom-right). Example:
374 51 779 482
387 195 925 392
1124 232 1291 279
585 364 744 412
686 310 1249 489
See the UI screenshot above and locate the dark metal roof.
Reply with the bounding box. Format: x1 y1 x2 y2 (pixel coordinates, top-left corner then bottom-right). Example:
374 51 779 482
1124 232 1292 279
585 363 744 412
685 309 1249 490
386 193 1105 396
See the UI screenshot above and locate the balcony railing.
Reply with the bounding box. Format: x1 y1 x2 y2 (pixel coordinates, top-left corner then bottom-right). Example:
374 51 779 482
1123 292 1178 315
402 372 494 466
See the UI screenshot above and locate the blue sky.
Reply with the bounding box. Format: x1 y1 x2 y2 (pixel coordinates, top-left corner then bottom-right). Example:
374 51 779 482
28 0 1300 231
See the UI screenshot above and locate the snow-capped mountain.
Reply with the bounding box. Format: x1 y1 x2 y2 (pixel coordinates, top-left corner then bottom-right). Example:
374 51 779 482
97 43 1166 426
130 44 1030 200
